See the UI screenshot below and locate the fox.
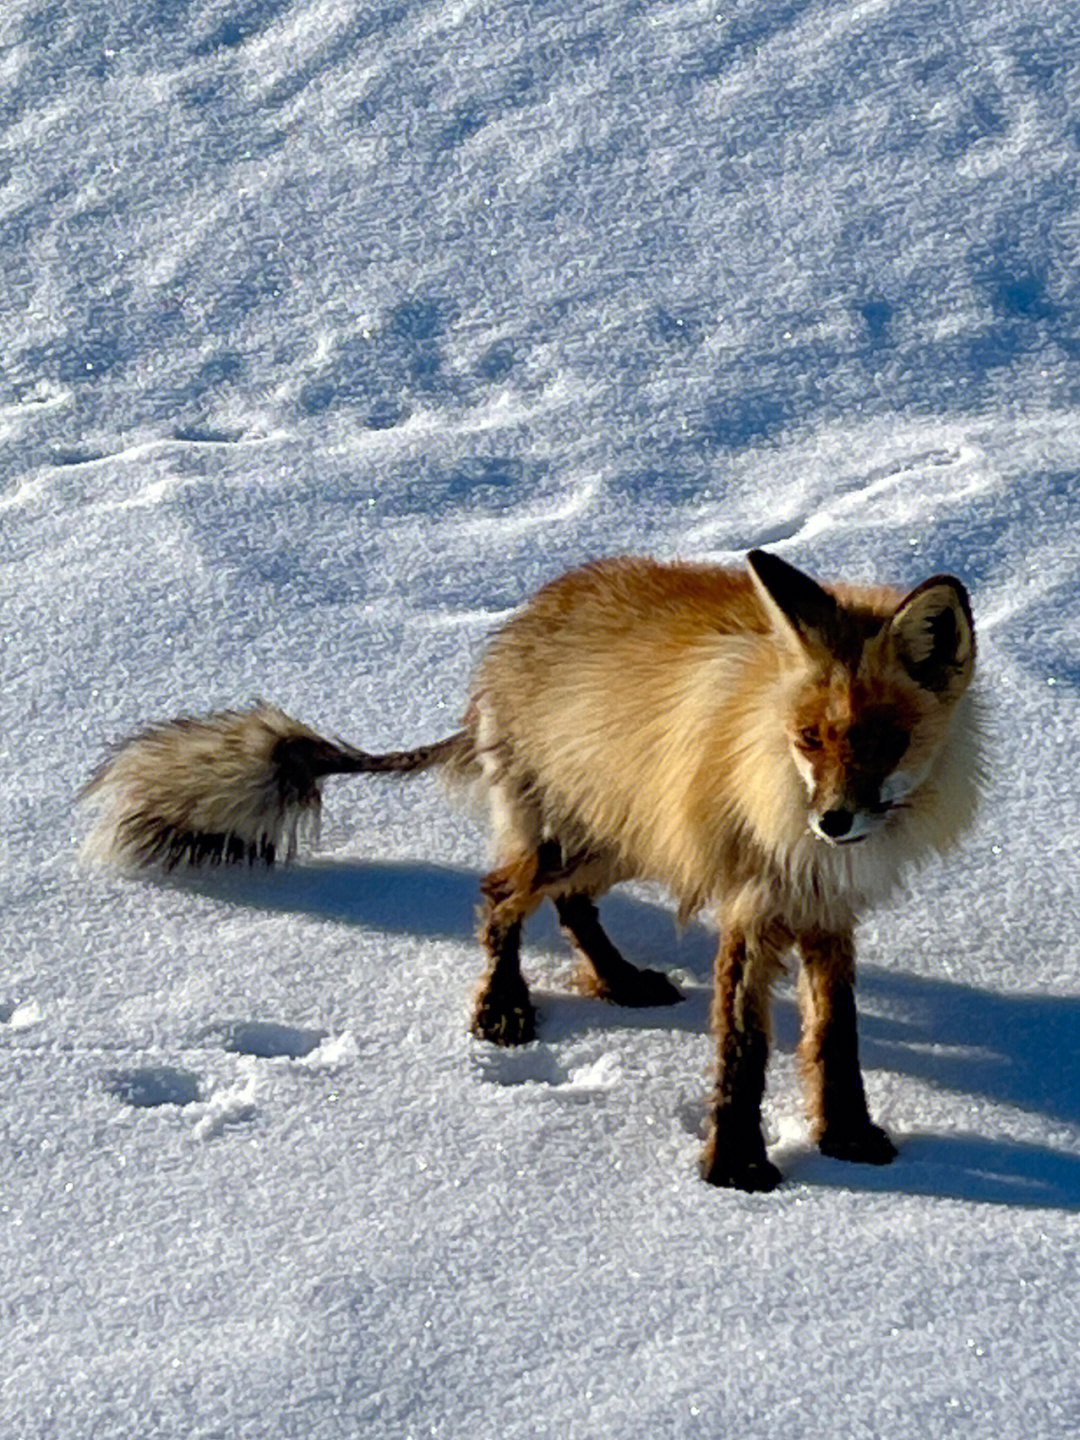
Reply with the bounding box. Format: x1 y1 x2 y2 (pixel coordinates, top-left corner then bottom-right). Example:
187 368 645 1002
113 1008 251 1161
82 549 979 1191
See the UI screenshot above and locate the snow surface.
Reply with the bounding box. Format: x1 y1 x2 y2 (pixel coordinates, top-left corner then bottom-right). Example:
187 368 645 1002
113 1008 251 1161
3 0 1080 1435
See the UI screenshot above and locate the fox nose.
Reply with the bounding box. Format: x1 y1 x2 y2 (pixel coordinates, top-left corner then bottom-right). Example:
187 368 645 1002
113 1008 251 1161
818 806 854 840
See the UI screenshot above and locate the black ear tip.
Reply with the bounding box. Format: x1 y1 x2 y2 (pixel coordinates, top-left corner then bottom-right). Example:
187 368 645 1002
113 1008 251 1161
746 548 827 593
745 549 840 645
901 573 974 625
746 548 782 580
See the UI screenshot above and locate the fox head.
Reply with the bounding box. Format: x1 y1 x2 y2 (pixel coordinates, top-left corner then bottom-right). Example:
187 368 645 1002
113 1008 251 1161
748 549 975 848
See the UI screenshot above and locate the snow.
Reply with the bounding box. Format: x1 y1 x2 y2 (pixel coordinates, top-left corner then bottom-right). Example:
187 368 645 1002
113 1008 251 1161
3 0 1080 1434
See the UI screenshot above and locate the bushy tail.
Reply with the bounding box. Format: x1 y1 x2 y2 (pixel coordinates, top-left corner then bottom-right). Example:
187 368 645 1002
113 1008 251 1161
80 703 472 871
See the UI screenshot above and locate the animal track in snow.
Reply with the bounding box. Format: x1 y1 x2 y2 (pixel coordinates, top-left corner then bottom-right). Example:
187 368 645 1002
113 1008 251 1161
214 1020 357 1068
101 1021 357 1138
219 1019 328 1059
475 1044 624 1099
104 1060 257 1139
104 1066 202 1109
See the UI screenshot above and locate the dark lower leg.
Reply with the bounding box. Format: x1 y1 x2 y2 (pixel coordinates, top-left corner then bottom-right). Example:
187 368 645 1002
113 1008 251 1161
472 854 548 1046
472 914 535 1046
798 931 896 1164
554 894 682 1007
701 931 782 1191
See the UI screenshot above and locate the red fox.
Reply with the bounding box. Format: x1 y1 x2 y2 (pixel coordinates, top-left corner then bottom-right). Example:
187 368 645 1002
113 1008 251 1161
83 550 978 1191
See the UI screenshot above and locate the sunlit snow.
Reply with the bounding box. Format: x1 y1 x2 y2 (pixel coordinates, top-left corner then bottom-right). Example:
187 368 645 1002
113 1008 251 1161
3 1 1080 1436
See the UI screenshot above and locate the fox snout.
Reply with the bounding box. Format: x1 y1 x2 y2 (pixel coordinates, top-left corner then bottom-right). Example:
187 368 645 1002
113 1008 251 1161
812 804 870 844
791 713 915 847
805 770 897 845
808 797 891 846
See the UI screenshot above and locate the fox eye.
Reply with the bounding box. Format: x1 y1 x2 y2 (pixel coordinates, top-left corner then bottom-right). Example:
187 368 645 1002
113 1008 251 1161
797 725 823 751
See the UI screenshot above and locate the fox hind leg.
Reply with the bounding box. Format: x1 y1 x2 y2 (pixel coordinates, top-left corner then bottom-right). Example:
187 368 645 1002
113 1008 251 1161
472 912 535 1046
554 894 682 1008
471 837 685 1044
797 929 897 1165
471 854 547 1047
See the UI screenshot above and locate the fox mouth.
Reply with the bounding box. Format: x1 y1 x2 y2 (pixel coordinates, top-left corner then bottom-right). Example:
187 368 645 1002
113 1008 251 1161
811 829 869 848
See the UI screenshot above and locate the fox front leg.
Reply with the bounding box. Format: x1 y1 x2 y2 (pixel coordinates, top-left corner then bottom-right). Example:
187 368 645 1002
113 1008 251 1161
797 929 897 1165
701 927 786 1192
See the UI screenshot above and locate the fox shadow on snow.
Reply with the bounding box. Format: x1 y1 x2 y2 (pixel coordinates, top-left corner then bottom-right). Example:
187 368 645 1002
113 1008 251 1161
186 856 1080 1211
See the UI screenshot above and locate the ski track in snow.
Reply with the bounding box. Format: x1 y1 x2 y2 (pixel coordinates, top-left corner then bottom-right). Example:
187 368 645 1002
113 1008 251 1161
3 0 1080 1436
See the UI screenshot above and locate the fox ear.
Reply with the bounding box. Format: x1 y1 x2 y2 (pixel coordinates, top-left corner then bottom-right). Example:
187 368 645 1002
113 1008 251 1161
887 575 975 698
747 549 839 652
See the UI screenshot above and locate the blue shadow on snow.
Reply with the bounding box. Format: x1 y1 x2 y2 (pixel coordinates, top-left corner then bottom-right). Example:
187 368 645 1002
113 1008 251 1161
174 858 1080 1210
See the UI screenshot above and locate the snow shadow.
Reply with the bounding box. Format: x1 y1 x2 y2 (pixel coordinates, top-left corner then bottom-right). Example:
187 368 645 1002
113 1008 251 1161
776 963 1080 1209
859 966 1080 1135
188 857 715 976
788 1133 1080 1212
177 858 1080 1208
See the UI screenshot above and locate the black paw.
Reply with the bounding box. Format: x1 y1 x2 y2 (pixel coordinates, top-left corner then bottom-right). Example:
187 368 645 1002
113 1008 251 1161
700 1137 783 1192
819 1122 898 1166
471 980 537 1047
603 965 684 1008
